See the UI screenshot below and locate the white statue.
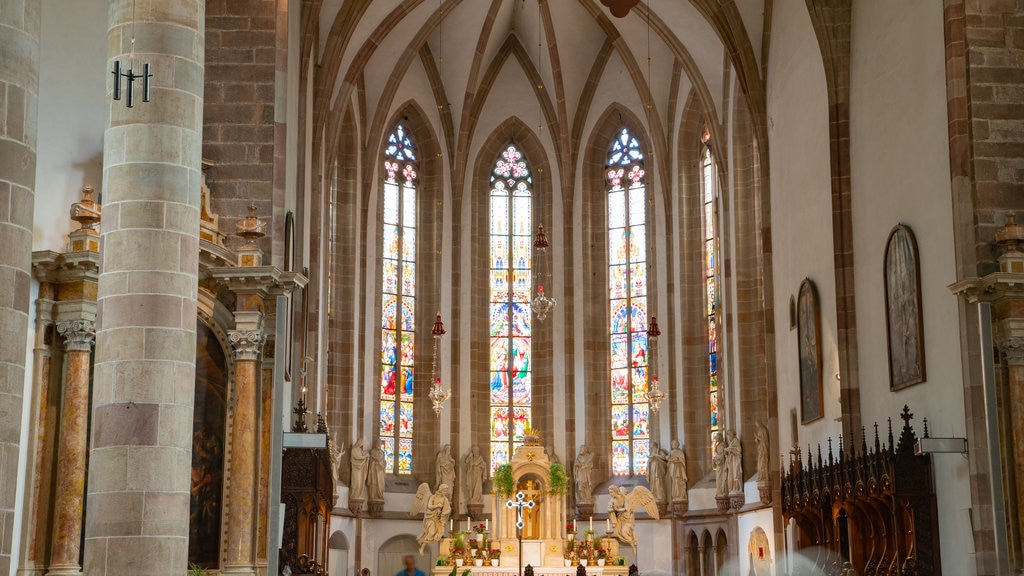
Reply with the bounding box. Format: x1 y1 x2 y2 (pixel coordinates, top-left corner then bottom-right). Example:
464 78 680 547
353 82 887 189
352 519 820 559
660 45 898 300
712 431 728 497
646 443 668 503
368 443 385 501
607 485 659 554
574 444 594 504
667 439 688 502
463 445 487 506
755 422 770 482
726 429 743 494
410 482 453 554
435 444 456 492
349 437 369 501
329 434 346 486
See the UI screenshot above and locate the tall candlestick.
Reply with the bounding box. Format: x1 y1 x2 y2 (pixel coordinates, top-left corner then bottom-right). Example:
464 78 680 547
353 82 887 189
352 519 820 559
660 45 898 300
589 516 593 533
466 518 470 533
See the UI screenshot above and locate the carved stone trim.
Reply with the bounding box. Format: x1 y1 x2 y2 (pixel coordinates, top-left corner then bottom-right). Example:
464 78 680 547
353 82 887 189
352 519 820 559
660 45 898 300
1001 336 1024 366
57 319 95 351
229 329 265 361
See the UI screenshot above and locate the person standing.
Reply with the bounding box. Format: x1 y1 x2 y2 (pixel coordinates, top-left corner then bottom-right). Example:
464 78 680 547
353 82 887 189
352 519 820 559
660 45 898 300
397 554 426 576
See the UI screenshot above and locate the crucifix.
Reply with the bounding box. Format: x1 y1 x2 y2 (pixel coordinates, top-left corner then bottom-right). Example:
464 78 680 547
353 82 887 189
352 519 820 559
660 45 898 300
506 490 535 576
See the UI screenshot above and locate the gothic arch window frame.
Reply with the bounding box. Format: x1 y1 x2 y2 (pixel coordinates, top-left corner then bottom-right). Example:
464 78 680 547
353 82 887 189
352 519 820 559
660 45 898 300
487 142 534 473
378 121 419 475
700 134 721 452
606 126 651 477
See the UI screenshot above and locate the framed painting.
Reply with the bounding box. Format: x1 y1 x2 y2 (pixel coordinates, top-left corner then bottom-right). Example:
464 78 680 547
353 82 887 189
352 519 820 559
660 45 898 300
884 224 926 390
797 279 823 423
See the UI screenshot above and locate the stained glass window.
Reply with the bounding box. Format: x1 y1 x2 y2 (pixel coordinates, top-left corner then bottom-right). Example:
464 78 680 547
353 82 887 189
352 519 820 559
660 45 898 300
489 145 533 474
380 124 417 474
702 145 720 449
608 128 649 476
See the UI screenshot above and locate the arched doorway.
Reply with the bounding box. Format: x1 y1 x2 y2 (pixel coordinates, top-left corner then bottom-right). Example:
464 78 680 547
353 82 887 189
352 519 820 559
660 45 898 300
378 534 431 576
329 530 349 576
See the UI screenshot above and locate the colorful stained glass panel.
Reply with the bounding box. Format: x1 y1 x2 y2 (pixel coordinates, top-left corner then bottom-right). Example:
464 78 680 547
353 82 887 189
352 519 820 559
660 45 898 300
491 197 509 234
513 197 531 235
612 405 630 439
609 265 628 299
629 226 646 263
402 227 416 260
400 299 415 331
490 338 509 371
629 186 645 226
608 191 626 229
611 369 629 405
397 439 413 474
633 439 650 475
400 334 414 365
491 406 509 440
511 303 530 337
629 302 647 333
511 407 530 440
381 332 397 366
491 444 509 473
383 183 399 224
382 260 398 294
381 295 397 329
490 302 509 336
401 262 415 296
380 403 395 434
399 402 414 436
491 236 509 269
611 333 629 369
402 185 416 226
630 264 647 298
611 300 629 334
491 271 509 301
383 226 399 258
512 374 531 405
512 237 531 270
609 229 628 265
400 366 413 399
381 368 397 399
611 441 630 475
490 372 509 404
632 404 649 437
630 332 648 367
381 437 395 472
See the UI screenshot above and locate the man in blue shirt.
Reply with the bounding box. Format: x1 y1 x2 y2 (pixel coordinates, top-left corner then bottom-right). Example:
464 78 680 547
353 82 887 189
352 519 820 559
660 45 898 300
397 555 426 576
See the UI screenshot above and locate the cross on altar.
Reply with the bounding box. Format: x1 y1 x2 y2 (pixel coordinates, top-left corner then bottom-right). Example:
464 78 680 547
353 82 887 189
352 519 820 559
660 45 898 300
506 491 535 576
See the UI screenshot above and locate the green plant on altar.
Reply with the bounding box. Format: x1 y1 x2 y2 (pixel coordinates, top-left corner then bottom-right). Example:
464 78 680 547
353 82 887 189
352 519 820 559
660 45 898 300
596 548 608 560
452 531 466 551
447 566 471 576
548 462 568 495
436 558 447 566
494 464 514 497
469 538 479 550
489 548 501 560
616 557 626 566
188 563 210 576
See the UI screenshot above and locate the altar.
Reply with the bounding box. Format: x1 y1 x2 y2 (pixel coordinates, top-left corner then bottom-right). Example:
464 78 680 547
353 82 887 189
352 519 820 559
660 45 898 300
433 443 626 575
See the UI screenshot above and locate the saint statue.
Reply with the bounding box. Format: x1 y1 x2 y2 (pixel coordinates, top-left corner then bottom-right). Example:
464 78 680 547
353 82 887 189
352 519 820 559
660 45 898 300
755 422 770 482
646 443 667 503
519 478 544 540
368 443 386 501
574 444 594 504
349 437 369 501
435 444 456 492
329 433 346 487
463 445 487 506
411 483 453 554
726 429 743 494
667 439 688 502
712 432 728 498
607 485 659 554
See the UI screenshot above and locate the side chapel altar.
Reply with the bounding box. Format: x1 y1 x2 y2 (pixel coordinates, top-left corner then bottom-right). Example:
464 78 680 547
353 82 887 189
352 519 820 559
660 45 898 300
430 443 628 575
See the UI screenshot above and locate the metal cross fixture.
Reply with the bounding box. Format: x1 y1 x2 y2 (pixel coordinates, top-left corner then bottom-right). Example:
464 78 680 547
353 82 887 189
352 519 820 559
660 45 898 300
506 490 535 532
506 491 535 576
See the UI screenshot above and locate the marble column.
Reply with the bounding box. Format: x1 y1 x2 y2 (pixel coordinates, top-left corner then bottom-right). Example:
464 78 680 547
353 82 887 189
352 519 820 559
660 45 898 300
1001 336 1024 556
83 0 204 573
0 1 41 574
47 320 96 575
224 328 265 574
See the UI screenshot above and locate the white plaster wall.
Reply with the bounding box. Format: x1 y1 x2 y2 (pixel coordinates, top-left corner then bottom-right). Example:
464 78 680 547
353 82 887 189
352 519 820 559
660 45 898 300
737 507 777 576
33 0 107 252
848 1 974 573
766 0 841 451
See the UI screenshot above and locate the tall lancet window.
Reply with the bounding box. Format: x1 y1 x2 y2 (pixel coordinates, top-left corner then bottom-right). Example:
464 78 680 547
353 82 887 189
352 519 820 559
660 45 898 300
380 124 417 474
489 145 533 473
702 144 720 443
607 128 650 476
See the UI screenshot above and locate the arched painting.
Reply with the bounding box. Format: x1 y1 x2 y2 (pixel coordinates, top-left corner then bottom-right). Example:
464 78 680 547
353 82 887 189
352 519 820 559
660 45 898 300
797 279 823 423
189 319 228 567
884 225 925 390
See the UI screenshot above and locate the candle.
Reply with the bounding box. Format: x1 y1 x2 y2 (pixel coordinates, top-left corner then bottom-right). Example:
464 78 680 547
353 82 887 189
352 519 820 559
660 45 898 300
450 519 453 534
606 519 611 533
573 519 577 531
486 518 489 532
466 518 470 533
589 516 593 533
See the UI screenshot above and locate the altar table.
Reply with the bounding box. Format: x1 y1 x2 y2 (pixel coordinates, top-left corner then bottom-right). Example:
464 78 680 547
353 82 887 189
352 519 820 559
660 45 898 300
431 568 624 576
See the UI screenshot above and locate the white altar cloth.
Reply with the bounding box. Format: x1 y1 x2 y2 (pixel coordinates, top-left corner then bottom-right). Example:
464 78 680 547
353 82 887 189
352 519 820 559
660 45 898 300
436 569 608 576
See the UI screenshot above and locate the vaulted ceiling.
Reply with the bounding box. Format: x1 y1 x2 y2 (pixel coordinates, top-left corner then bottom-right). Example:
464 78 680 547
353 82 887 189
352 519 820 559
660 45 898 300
313 0 768 165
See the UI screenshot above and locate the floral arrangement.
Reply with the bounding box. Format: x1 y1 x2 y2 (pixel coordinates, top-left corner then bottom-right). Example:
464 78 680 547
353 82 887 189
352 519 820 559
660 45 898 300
489 548 501 560
468 539 479 549
494 464 515 497
548 463 568 495
473 523 488 534
596 548 608 559
450 547 464 558
565 523 576 534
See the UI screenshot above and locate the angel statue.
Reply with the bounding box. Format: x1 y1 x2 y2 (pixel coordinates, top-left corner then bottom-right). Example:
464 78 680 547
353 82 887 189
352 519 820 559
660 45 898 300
410 482 452 554
607 485 660 554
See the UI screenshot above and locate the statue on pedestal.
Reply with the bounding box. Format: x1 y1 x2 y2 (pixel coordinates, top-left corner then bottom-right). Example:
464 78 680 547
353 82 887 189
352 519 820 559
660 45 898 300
349 437 369 503
667 439 687 502
713 432 728 498
411 483 453 554
368 443 385 502
726 429 743 494
463 445 487 508
435 444 456 492
755 422 772 503
607 485 659 554
646 443 667 503
574 444 594 505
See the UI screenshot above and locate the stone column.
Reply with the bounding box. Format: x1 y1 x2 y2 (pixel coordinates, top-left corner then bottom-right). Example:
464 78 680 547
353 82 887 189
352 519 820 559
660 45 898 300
83 0 204 573
224 326 265 575
47 320 95 575
0 1 41 574
1001 336 1024 556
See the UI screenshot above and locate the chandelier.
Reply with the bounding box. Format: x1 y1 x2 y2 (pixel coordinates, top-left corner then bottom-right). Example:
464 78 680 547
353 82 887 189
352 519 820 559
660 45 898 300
429 313 450 415
647 315 667 412
531 225 557 321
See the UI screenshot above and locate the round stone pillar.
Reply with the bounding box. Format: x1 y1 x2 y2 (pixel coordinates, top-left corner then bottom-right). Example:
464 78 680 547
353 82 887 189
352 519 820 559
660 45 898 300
1001 336 1024 557
224 329 265 575
83 0 204 573
47 320 96 575
0 1 41 573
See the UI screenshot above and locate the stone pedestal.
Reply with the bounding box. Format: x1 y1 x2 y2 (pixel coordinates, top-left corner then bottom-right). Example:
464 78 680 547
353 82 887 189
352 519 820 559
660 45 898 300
367 500 384 517
46 321 95 575
757 481 772 504
348 499 365 515
715 495 730 513
576 502 594 518
671 500 688 518
729 492 745 511
466 503 484 519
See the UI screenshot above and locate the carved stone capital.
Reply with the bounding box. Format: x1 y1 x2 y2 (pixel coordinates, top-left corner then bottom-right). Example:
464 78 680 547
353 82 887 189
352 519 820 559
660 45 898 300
57 319 95 351
1001 336 1024 366
228 329 265 361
